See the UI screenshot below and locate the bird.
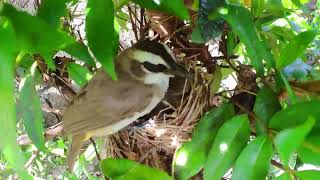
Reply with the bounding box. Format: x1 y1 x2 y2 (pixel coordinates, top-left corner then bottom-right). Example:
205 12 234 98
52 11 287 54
62 40 192 171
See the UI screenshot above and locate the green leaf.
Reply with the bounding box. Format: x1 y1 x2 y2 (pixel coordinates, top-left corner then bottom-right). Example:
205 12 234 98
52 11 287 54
133 0 190 20
253 86 281 134
279 70 297 104
116 11 129 30
17 53 34 70
204 114 250 180
252 0 265 17
221 67 234 78
274 117 315 166
216 4 275 76
296 170 320 180
100 158 171 180
0 20 30 179
209 66 222 94
277 30 317 69
232 135 273 180
269 26 295 42
227 31 236 56
190 27 205 43
298 135 320 166
276 172 293 180
173 103 235 180
269 101 320 132
263 0 285 12
37 0 69 28
67 63 93 87
63 42 96 67
1 4 74 70
18 62 46 151
86 0 118 80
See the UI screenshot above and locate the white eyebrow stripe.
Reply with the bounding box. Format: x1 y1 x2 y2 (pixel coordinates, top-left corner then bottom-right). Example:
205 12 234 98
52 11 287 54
132 50 169 67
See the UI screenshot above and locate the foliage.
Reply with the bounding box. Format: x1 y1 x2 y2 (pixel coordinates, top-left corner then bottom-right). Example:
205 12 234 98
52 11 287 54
100 158 171 180
0 0 320 179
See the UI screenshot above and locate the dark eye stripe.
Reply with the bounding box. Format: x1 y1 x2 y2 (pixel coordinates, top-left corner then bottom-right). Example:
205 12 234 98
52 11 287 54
134 40 176 68
142 62 167 73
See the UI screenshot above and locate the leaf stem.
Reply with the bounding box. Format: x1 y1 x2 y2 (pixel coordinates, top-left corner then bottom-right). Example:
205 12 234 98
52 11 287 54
279 71 297 104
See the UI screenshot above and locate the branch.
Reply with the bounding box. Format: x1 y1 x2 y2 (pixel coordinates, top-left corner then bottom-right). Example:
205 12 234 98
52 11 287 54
24 150 39 169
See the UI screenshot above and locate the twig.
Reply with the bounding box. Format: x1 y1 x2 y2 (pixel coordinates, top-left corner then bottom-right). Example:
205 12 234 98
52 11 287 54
139 8 145 38
90 138 101 161
212 55 239 60
271 159 296 179
232 101 257 121
24 150 39 169
127 5 139 41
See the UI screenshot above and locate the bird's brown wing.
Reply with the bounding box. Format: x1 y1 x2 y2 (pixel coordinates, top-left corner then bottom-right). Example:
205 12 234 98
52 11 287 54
63 70 154 135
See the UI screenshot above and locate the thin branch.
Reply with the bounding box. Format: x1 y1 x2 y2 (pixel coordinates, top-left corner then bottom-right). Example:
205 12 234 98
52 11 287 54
127 5 139 41
24 150 39 169
90 138 101 161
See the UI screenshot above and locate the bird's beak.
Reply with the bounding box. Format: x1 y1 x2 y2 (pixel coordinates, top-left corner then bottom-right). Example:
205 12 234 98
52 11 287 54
166 63 194 80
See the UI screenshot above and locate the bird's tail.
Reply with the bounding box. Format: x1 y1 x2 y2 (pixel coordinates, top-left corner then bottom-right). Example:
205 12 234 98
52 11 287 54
67 134 87 172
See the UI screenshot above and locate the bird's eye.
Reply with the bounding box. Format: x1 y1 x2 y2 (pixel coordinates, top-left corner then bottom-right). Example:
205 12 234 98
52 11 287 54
142 62 167 73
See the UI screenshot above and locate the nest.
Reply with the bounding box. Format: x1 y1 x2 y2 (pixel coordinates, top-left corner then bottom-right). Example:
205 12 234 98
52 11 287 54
96 3 214 174
103 65 210 173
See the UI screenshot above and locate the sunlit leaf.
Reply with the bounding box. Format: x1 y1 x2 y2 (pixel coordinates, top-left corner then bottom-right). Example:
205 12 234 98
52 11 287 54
0 19 30 179
298 135 320 166
263 0 285 12
37 0 69 28
86 0 118 80
173 103 235 180
133 0 190 20
276 172 293 180
277 30 317 69
274 117 315 166
18 62 46 151
116 11 129 30
100 158 171 180
209 66 222 94
253 86 281 134
204 115 250 180
252 0 265 16
232 135 273 180
216 4 275 76
67 63 93 87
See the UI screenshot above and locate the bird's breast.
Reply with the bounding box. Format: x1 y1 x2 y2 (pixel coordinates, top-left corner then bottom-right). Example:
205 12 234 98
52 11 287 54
94 77 170 136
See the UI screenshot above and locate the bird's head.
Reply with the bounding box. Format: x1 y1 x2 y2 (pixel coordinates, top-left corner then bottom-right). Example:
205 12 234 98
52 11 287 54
119 40 192 84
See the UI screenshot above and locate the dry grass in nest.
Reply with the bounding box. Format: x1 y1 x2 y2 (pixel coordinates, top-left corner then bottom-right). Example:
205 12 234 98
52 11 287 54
103 64 210 173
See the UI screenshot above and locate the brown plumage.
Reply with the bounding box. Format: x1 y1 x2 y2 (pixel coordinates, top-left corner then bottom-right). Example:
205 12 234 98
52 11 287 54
63 40 190 171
